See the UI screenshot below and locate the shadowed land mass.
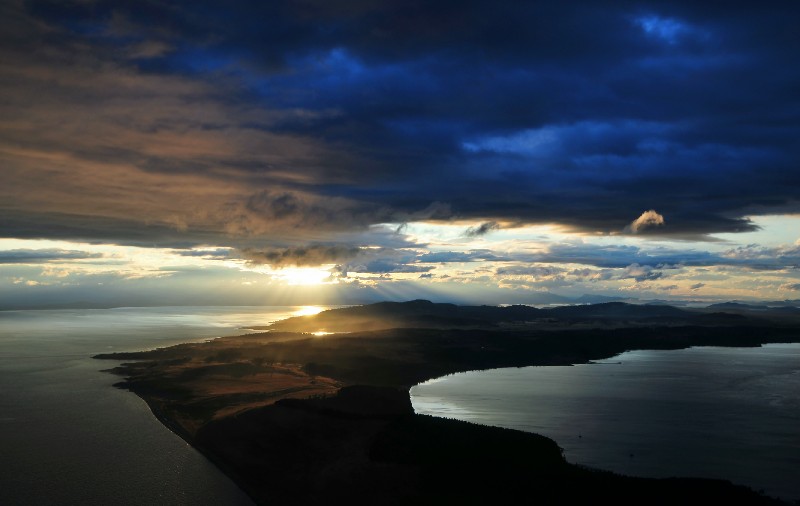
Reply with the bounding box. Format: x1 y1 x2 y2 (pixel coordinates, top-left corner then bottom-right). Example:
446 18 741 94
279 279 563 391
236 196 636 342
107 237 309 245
96 301 800 505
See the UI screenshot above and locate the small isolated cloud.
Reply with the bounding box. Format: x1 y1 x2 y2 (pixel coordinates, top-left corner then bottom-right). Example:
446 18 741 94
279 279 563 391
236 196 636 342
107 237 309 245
621 263 663 282
780 283 800 291
690 282 705 291
626 210 665 234
464 221 500 237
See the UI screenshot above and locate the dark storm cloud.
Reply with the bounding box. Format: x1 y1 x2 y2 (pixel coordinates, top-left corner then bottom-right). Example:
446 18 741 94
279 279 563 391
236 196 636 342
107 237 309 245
2 1 799 245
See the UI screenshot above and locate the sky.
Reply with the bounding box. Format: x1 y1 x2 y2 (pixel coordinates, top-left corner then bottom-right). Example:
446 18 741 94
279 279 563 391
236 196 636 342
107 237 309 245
1 0 799 308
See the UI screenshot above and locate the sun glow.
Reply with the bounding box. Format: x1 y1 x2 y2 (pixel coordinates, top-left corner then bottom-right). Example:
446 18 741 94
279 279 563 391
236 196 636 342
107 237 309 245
275 267 332 285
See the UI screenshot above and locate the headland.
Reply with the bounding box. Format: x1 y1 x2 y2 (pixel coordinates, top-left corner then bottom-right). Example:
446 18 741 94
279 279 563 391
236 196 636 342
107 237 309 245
96 300 800 505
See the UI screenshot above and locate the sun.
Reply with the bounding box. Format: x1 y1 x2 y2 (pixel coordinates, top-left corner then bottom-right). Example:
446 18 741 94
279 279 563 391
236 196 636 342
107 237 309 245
276 267 331 286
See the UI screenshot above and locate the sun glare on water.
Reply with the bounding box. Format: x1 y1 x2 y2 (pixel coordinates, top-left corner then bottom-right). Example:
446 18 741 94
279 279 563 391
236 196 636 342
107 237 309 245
294 306 325 317
292 307 331 336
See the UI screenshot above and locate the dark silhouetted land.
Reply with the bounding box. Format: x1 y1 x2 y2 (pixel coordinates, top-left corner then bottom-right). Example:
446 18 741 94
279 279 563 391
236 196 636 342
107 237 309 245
96 301 800 505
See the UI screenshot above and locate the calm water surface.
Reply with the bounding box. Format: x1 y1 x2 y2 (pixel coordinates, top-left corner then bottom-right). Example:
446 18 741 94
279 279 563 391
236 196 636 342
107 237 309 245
411 344 800 501
0 306 323 506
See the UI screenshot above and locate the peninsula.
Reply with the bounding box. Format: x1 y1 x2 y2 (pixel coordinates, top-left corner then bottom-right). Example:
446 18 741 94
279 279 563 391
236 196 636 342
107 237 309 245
96 301 799 505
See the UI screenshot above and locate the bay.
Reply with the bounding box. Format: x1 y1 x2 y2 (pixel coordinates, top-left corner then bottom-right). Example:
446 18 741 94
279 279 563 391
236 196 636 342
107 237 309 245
0 306 325 506
410 344 800 502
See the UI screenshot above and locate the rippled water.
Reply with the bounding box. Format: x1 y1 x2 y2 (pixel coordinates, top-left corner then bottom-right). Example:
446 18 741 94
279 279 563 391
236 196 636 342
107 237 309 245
0 306 318 506
411 344 800 501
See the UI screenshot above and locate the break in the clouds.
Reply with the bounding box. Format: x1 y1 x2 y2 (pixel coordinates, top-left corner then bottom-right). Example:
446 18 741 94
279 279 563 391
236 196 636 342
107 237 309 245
1 1 799 306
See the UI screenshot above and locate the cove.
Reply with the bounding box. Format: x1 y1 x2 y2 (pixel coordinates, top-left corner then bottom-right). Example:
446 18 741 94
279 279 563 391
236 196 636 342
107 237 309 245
410 343 800 502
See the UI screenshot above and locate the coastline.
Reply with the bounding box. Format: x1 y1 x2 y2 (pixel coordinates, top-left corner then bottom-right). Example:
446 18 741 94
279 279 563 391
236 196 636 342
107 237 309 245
96 302 800 504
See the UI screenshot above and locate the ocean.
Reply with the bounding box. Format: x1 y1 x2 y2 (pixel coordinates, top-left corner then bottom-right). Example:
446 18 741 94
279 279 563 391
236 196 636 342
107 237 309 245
0 306 323 506
411 343 800 501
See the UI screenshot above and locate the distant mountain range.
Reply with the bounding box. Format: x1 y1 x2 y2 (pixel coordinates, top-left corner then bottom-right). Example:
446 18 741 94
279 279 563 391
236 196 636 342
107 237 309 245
4 294 799 312
265 299 800 333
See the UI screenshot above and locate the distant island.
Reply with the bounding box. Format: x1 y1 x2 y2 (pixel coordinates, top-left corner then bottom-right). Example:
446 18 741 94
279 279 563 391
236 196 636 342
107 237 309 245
96 300 800 505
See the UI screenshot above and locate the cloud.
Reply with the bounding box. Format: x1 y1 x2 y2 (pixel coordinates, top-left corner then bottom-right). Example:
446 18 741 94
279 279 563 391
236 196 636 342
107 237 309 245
495 265 564 277
241 243 440 275
349 259 432 274
722 242 800 261
494 262 672 286
417 250 504 263
0 249 103 264
464 221 501 237
634 16 694 45
690 282 706 291
175 248 233 259
438 238 800 274
626 210 665 234
780 283 800 292
241 245 362 267
620 263 664 282
569 268 615 281
720 242 800 270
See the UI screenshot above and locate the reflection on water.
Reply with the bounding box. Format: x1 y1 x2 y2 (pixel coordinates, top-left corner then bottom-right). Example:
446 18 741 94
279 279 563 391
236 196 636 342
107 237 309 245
0 306 316 506
411 344 800 501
